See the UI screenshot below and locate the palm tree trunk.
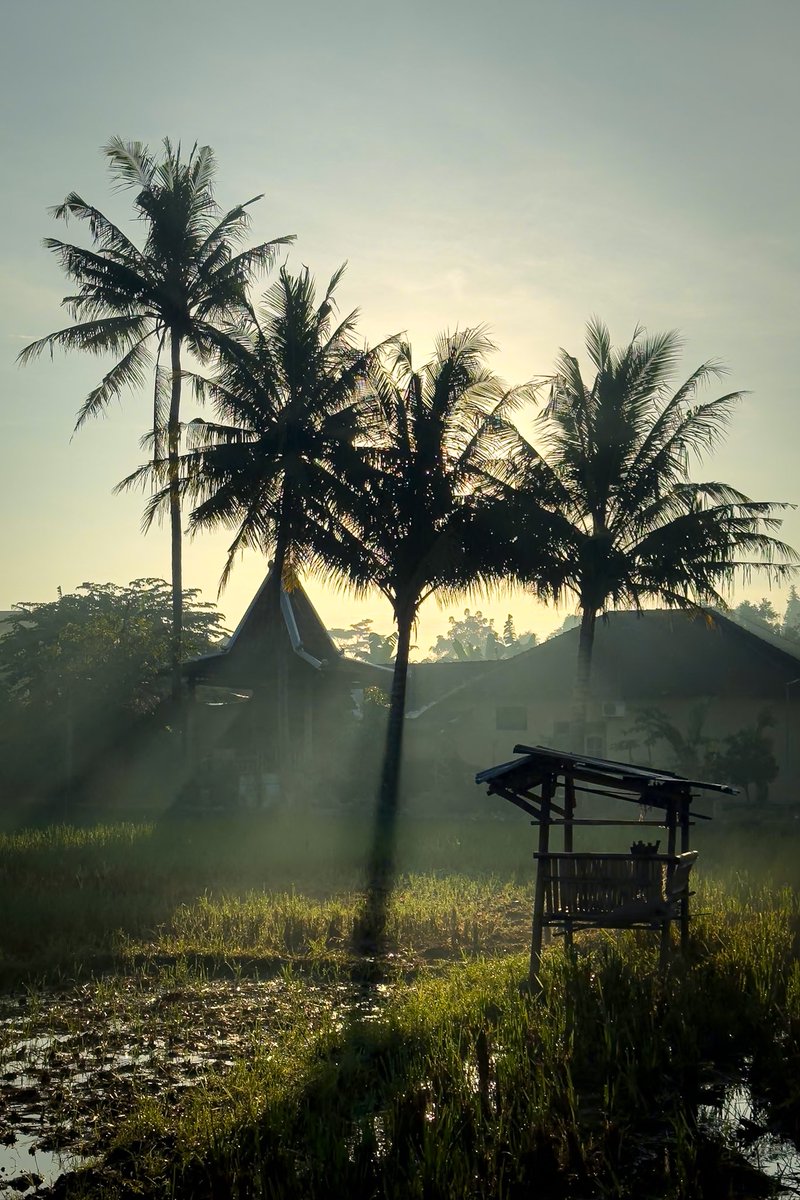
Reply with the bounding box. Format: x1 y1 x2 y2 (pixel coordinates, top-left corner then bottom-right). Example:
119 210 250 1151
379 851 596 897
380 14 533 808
169 332 183 706
358 604 414 952
270 517 292 789
573 606 597 753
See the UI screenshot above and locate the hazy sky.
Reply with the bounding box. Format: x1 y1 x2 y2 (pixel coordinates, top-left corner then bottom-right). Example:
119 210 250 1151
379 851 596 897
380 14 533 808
2 0 798 649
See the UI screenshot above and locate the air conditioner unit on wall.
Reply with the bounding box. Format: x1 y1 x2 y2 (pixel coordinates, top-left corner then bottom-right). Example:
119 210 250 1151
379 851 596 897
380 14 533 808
601 701 627 718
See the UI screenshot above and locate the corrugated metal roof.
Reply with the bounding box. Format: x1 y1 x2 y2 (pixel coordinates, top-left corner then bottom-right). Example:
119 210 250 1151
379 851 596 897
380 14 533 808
476 742 738 805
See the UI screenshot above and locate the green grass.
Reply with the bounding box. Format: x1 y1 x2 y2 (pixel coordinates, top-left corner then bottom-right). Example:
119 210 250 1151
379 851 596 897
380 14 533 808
80 912 800 1199
2 817 800 1197
2 811 799 984
129 875 528 963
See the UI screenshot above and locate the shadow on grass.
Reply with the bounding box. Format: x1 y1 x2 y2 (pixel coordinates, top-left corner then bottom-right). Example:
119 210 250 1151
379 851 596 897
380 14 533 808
56 942 800 1200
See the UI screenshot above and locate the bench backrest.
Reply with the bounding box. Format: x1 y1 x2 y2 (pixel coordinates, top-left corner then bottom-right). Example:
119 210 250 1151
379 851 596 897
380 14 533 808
665 851 698 900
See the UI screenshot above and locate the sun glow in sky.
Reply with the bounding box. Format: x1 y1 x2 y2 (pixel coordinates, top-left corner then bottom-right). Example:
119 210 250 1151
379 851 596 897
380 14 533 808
2 0 798 651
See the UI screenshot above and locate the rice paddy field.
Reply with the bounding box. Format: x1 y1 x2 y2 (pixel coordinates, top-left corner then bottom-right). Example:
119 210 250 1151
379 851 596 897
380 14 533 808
1 812 799 1198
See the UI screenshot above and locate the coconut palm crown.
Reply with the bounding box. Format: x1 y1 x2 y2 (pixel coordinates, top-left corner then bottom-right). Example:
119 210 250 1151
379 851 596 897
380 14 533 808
19 137 294 696
134 263 382 599
508 318 797 730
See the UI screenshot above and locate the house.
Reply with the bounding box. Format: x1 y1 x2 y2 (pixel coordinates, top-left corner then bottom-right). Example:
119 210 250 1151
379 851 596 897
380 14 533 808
183 577 800 810
182 567 377 806
413 609 800 808
181 566 503 808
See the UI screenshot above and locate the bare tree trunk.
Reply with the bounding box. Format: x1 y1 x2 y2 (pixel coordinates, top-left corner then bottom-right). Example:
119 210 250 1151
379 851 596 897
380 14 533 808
358 605 414 952
573 606 597 753
169 332 183 706
270 518 292 793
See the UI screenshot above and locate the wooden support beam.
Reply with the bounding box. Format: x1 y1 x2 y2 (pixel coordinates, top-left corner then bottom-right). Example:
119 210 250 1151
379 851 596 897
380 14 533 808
529 777 553 988
573 784 652 803
492 786 542 821
680 797 691 953
547 819 683 827
521 792 566 817
563 774 575 950
660 799 677 969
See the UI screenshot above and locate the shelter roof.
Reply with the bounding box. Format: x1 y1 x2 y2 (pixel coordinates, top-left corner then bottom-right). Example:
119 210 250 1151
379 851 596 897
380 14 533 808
476 743 738 810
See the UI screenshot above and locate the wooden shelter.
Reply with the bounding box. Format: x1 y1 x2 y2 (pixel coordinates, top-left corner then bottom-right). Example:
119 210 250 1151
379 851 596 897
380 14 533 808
476 744 738 984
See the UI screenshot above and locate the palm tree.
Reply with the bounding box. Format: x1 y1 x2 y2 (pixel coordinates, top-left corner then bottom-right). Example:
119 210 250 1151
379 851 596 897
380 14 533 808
128 264 382 753
316 329 547 944
508 318 797 748
146 264 380 594
18 137 294 698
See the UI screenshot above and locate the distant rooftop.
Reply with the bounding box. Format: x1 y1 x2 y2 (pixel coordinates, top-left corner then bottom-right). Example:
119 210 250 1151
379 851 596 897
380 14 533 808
419 607 800 722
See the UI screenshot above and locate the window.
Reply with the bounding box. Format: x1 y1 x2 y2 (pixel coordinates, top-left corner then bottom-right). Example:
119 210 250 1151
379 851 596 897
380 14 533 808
496 705 528 731
586 733 606 756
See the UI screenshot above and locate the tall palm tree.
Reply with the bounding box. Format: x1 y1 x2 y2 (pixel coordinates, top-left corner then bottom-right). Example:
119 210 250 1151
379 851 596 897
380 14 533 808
18 137 294 698
127 263 383 755
508 317 797 748
316 329 548 944
142 264 381 595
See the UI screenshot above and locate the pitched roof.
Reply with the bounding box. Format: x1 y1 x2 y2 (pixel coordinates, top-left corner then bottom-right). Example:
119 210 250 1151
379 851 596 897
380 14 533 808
476 743 737 809
422 608 800 717
184 567 341 686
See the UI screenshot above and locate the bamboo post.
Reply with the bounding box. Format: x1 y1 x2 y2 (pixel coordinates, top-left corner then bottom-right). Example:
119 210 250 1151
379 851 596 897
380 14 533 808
679 794 691 953
660 798 677 969
529 775 553 988
563 773 575 950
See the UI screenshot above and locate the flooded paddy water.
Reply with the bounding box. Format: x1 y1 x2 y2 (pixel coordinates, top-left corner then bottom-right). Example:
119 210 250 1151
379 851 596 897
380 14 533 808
1 965 799 1197
0 969 389 1195
698 1073 800 1196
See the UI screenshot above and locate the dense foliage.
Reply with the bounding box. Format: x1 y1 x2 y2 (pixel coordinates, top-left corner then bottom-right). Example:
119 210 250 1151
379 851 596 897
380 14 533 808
138 264 380 594
427 609 537 661
329 619 398 664
507 320 796 684
0 580 226 801
627 703 780 800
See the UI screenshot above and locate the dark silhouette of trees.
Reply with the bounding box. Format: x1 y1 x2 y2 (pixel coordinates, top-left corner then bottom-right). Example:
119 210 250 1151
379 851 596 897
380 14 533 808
426 609 536 660
19 138 293 699
626 703 779 802
315 329 552 944
507 318 797 748
784 586 800 638
0 579 226 800
329 620 397 664
129 265 381 762
141 264 379 598
733 597 780 631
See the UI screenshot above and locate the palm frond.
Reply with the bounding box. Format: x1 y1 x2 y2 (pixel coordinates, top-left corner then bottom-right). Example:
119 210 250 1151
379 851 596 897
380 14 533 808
585 316 611 373
74 334 154 430
103 137 156 190
507 317 797 651
18 314 151 365
49 194 150 268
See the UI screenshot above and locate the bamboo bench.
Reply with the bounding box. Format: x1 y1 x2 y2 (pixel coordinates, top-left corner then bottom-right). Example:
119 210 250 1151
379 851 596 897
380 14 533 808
533 851 698 929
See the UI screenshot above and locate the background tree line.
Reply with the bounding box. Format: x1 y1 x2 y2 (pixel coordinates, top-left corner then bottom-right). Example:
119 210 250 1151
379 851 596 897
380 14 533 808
0 581 226 803
621 703 780 805
330 610 537 664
